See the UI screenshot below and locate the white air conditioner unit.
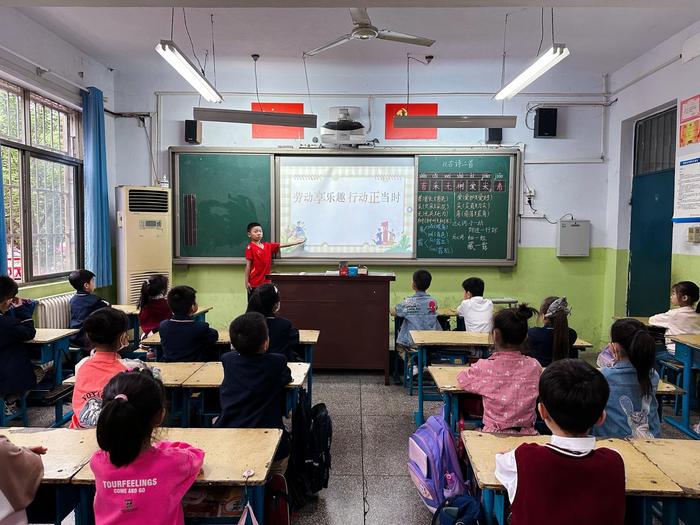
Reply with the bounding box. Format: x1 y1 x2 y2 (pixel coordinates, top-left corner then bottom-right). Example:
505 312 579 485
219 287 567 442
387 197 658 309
320 106 367 145
116 186 172 305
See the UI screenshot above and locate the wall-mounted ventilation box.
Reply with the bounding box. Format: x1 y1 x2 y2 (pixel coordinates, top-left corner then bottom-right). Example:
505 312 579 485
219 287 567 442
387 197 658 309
556 220 591 257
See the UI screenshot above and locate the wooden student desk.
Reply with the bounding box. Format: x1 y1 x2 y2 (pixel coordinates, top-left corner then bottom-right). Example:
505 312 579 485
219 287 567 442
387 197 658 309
429 365 684 435
63 362 205 389
0 427 98 524
70 427 282 525
665 335 700 439
182 362 311 426
141 329 320 401
25 328 80 427
461 431 683 525
410 331 592 426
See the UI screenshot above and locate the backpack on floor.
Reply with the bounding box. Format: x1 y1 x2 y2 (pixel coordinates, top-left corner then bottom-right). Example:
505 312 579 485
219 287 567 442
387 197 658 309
408 416 466 513
431 495 482 525
287 389 333 509
308 402 332 493
264 473 290 525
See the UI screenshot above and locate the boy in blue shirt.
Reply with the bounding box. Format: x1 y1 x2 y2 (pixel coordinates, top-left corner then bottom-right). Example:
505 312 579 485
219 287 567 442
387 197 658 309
69 269 110 349
159 285 218 362
217 312 292 475
395 269 442 347
0 275 38 415
393 270 442 382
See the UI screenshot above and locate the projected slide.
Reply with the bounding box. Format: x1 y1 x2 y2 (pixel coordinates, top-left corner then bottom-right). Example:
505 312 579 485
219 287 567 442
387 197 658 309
278 156 415 258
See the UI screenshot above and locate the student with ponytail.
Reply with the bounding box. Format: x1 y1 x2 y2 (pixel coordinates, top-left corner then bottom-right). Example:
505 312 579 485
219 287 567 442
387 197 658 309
457 304 543 435
593 319 661 438
137 274 171 337
527 297 578 367
91 369 204 525
246 283 301 361
649 280 700 356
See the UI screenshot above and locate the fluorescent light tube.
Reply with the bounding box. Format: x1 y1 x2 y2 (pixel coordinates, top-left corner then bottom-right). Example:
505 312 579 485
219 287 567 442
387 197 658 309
194 107 318 128
393 115 517 128
155 40 223 103
494 44 570 101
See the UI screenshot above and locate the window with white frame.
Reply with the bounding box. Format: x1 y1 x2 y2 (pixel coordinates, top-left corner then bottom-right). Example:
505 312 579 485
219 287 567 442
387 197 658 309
0 77 83 282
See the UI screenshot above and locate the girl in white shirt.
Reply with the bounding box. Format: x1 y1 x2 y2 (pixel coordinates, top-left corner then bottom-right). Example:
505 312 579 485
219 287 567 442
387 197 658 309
649 281 700 355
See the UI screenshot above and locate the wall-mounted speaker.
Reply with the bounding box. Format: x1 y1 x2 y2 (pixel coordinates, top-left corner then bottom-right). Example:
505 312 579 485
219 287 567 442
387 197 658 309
486 128 502 144
185 120 202 144
534 108 557 138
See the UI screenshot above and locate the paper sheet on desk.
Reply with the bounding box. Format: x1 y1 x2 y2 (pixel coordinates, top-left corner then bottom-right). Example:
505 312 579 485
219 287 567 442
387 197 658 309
325 271 340 276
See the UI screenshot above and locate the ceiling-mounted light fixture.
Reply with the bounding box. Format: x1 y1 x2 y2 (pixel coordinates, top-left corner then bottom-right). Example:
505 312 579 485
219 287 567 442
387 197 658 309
394 115 517 128
156 40 223 103
494 43 569 101
193 107 318 128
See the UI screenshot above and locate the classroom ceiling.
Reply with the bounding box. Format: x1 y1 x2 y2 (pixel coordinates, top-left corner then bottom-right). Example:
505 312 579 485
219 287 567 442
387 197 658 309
14 6 700 78
7 1 700 7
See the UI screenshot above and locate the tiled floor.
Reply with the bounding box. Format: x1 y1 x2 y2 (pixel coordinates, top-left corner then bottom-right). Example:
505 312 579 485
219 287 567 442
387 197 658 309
21 370 698 525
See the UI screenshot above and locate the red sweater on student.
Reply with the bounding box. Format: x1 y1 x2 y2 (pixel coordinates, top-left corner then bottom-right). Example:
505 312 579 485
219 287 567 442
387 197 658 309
138 298 172 335
511 443 625 525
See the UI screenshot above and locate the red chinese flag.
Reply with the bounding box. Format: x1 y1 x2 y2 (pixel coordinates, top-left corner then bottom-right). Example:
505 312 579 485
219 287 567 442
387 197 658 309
385 103 438 139
251 102 305 139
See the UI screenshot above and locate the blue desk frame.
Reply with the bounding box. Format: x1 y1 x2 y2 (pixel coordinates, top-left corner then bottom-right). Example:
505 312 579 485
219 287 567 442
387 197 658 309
26 335 74 427
663 339 700 439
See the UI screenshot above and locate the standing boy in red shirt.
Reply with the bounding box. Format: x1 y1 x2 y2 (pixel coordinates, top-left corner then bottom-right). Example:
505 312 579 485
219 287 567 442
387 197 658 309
244 222 305 298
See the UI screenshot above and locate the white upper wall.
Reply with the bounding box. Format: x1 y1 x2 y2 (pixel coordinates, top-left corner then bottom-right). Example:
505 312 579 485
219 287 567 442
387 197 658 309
605 18 700 254
0 7 119 228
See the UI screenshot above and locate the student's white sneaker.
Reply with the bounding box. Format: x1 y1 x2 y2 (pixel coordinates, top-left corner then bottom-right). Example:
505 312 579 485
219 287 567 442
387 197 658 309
412 365 419 377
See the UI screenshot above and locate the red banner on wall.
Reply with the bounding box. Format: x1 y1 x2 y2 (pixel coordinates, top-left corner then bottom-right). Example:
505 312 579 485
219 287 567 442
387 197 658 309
385 103 438 140
251 102 305 139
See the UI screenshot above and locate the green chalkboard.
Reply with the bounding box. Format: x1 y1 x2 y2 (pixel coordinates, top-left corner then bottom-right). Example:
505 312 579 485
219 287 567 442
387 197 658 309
175 153 271 258
416 155 514 260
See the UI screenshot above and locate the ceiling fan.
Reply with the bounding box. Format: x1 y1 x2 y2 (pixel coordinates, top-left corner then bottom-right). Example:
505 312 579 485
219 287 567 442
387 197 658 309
303 8 435 57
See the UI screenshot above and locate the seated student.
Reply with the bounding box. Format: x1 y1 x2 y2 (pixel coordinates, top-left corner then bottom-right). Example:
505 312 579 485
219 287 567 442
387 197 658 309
527 297 578 367
457 304 542 435
217 312 292 476
0 435 45 525
649 280 700 358
456 277 493 332
395 269 442 348
159 286 218 362
0 275 39 416
138 274 171 337
495 359 625 525
593 319 661 439
91 369 204 525
70 307 147 429
68 269 110 349
247 283 300 362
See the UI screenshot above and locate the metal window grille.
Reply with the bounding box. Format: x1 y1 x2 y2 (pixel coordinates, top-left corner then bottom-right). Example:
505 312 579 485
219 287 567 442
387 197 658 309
0 77 83 283
634 108 677 176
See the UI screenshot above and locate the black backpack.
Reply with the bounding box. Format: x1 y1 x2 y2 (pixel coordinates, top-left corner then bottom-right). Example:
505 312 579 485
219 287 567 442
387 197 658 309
287 389 332 509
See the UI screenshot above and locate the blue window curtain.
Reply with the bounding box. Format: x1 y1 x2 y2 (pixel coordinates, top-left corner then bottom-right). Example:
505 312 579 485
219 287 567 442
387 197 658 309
0 154 7 276
82 87 112 287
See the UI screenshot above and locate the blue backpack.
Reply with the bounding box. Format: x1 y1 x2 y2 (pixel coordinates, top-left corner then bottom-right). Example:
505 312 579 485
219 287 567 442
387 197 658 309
432 496 482 525
407 416 466 513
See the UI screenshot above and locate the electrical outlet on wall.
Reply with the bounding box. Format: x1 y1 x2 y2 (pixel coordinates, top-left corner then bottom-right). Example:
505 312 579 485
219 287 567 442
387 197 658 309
688 225 700 243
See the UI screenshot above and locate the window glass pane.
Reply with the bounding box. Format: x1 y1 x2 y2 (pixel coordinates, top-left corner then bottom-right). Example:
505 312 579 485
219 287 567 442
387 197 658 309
0 79 24 143
29 94 74 155
1 146 23 281
30 157 76 277
634 108 677 176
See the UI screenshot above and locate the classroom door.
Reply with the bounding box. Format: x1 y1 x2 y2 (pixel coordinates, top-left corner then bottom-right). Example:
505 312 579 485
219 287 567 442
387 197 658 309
627 108 676 316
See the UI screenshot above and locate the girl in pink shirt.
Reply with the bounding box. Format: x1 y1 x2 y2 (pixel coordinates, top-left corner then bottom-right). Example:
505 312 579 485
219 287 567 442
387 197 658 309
70 308 146 429
91 369 204 525
457 304 543 435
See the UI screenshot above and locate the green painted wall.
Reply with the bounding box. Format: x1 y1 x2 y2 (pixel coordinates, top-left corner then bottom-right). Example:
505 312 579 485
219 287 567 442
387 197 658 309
174 247 623 350
672 253 700 286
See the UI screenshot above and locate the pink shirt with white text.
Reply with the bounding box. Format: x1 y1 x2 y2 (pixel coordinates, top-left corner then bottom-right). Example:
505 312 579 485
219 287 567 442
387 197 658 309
90 441 204 525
